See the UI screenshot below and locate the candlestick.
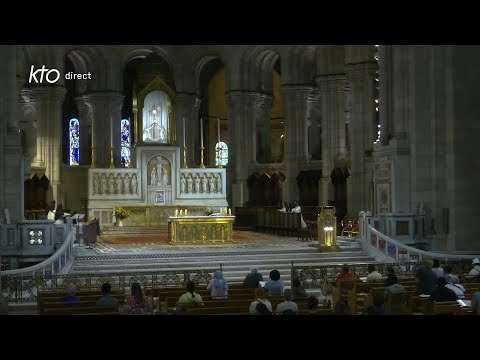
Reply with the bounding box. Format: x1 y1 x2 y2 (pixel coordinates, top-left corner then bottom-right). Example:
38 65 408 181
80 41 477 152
217 118 220 145
183 146 188 168
110 116 113 148
109 146 115 168
175 209 178 217
180 209 183 216
90 146 96 168
200 117 203 148
185 209 188 216
228 208 231 216
183 117 186 146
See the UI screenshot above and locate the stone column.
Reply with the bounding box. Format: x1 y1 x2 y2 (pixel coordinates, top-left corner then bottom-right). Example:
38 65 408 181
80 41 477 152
30 86 67 205
280 85 312 203
83 92 124 168
255 94 274 163
225 91 258 207
176 93 201 167
378 45 392 145
0 45 24 222
316 75 347 205
345 63 377 216
75 96 93 166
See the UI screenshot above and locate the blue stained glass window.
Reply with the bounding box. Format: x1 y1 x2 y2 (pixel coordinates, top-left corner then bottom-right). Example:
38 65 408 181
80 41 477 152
215 141 228 166
69 118 79 166
121 119 130 167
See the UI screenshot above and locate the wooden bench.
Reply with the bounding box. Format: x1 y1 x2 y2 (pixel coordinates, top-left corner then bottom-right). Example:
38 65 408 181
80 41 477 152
42 305 120 315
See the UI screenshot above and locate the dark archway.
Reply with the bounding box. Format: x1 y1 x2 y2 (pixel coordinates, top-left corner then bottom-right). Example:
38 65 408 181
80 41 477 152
331 167 350 221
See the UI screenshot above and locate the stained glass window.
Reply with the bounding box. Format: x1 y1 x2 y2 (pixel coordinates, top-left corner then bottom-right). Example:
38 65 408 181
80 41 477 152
69 118 79 165
215 141 228 166
121 118 130 167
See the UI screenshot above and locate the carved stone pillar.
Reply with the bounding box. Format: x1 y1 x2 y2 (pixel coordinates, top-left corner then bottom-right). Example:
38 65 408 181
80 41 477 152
345 63 377 216
0 45 24 222
83 91 124 168
255 94 274 163
30 86 67 205
75 96 93 166
225 91 258 207
280 85 312 203
316 75 347 205
176 93 201 167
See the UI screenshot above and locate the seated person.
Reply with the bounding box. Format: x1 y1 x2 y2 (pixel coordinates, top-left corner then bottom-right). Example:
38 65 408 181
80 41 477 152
255 302 272 315
366 264 383 282
291 278 307 299
207 270 229 299
337 264 355 282
176 281 204 309
384 274 406 300
123 282 152 315
264 269 284 295
249 287 272 314
96 282 119 307
431 259 445 278
243 266 263 288
443 264 460 284
275 289 298 315
429 276 458 302
363 293 388 315
63 283 80 305
471 292 480 314
468 258 480 277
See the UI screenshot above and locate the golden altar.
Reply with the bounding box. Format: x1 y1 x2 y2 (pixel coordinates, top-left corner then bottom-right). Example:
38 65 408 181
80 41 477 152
167 215 235 244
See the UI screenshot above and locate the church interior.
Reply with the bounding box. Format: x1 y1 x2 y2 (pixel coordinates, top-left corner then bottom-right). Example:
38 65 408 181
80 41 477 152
1 45 480 315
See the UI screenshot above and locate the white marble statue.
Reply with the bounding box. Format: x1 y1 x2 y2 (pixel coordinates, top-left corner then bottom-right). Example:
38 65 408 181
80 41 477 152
100 175 107 195
123 174 130 194
131 175 138 194
201 174 208 193
194 175 200 193
216 174 222 194
161 166 168 186
93 174 99 195
108 174 115 195
187 174 193 193
151 167 158 186
116 174 123 194
208 175 215 193
180 174 186 193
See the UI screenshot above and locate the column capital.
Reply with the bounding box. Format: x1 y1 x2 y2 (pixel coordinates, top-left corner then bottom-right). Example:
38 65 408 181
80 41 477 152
30 85 66 102
255 93 274 109
344 62 377 83
280 85 312 102
224 91 260 107
82 91 125 106
314 75 347 92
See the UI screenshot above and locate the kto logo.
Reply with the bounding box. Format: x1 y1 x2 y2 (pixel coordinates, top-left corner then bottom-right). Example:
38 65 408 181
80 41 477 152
28 65 60 84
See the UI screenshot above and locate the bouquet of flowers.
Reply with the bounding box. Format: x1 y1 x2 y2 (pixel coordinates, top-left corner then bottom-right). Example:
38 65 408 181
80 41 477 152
115 207 131 220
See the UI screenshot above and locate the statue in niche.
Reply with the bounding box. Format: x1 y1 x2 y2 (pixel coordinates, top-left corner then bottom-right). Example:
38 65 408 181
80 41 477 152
131 174 138 194
93 174 99 195
216 174 222 194
151 167 158 186
201 174 208 193
123 174 130 194
161 166 168 186
180 174 186 193
100 175 107 195
116 174 123 194
194 174 200 193
208 174 215 193
108 174 115 195
187 174 193 193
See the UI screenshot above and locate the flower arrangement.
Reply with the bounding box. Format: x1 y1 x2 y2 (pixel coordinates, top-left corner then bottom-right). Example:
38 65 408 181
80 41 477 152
115 207 131 220
206 207 216 216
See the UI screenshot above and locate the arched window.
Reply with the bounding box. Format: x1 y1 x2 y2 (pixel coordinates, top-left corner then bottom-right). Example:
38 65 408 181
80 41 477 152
69 118 79 166
121 118 130 167
215 141 228 166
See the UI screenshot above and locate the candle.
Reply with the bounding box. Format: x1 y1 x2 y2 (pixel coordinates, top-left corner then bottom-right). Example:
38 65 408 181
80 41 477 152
217 118 220 145
185 209 188 216
183 117 186 147
228 208 231 216
200 118 203 148
180 209 183 216
175 209 178 217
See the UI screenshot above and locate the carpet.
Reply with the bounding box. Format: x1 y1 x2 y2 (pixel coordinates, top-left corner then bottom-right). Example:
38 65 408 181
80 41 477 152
98 231 274 245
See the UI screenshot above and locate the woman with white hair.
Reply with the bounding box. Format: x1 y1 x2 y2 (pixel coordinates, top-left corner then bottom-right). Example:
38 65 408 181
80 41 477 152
207 270 229 299
468 258 480 277
243 266 263 288
63 283 80 304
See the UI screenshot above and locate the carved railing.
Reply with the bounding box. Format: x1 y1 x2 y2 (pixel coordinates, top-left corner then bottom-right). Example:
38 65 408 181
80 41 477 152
1 268 219 303
290 260 474 290
178 168 226 199
359 215 480 263
88 168 141 199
